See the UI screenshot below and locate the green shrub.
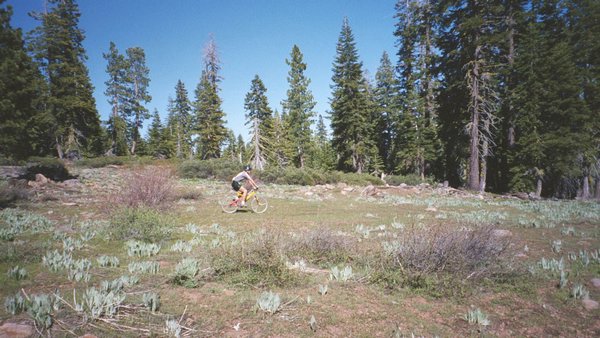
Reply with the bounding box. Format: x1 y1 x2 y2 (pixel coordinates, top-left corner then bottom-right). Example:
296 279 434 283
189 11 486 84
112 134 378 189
210 231 297 287
260 167 383 186
178 158 240 180
385 174 436 186
110 207 173 242
75 156 126 168
23 157 72 181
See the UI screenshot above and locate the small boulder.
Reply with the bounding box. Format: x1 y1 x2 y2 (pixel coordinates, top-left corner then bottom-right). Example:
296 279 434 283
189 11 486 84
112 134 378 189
492 229 513 238
0 323 34 338
582 299 599 311
35 173 49 184
591 278 600 289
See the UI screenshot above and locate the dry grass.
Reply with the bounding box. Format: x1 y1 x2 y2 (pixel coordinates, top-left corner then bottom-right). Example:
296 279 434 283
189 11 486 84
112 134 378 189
0 179 31 207
389 224 512 280
283 228 355 265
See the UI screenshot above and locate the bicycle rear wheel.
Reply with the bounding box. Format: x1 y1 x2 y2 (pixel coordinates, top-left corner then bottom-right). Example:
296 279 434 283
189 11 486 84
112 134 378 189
250 195 268 213
220 194 239 213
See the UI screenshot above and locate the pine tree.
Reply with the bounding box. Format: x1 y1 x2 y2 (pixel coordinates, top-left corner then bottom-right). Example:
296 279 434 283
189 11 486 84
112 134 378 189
124 47 151 155
309 114 335 170
146 109 162 157
194 37 227 159
103 41 129 155
169 82 193 159
568 0 600 199
244 75 273 170
435 0 502 190
330 18 376 173
28 0 102 158
373 51 399 172
0 1 45 159
281 45 316 168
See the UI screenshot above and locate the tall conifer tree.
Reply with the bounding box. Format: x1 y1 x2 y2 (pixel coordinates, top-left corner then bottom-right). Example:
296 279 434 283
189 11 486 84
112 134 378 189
28 0 102 158
194 37 227 159
0 1 45 159
330 18 375 173
244 75 273 170
281 45 316 168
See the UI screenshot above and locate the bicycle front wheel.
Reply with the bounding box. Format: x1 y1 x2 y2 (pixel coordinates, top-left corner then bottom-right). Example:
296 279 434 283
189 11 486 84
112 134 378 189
220 194 239 214
250 195 268 213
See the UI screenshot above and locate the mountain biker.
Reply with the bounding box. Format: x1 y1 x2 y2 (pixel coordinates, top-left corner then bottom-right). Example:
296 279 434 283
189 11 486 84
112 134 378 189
231 165 258 207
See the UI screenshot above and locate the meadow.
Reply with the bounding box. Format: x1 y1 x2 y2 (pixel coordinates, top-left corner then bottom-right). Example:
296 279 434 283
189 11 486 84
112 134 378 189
1 163 599 337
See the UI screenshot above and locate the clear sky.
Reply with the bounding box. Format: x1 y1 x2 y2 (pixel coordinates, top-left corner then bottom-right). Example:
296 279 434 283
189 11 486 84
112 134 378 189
7 0 398 140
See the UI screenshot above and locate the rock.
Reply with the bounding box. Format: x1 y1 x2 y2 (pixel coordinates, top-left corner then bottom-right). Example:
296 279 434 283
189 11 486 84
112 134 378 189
305 191 314 196
492 229 513 237
343 187 354 192
35 173 49 184
61 179 81 188
79 334 99 338
426 206 437 212
399 183 408 188
361 185 377 197
0 323 34 338
582 299 599 310
443 180 449 188
591 278 600 289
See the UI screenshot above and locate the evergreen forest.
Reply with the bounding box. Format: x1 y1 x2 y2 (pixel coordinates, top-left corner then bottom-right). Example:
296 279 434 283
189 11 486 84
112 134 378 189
1 0 599 199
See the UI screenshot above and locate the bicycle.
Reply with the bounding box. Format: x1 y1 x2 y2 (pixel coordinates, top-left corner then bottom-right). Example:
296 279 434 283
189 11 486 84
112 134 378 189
219 188 268 214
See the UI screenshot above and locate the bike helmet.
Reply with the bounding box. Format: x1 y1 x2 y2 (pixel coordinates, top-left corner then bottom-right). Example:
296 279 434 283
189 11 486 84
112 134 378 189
244 165 252 171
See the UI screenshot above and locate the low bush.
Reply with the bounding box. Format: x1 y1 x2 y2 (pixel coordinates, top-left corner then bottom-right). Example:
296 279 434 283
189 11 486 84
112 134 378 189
385 174 437 186
111 166 175 210
371 225 512 293
0 180 31 208
109 207 174 242
261 167 383 186
178 158 240 180
283 229 354 265
209 231 297 287
75 156 126 168
22 157 72 181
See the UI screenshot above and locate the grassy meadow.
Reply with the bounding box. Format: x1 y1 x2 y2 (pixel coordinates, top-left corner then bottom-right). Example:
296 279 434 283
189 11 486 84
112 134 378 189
1 163 599 337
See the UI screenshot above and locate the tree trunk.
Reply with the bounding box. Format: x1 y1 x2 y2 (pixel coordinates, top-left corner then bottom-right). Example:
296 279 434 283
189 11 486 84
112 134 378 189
582 175 591 200
507 8 516 147
56 137 64 159
595 177 600 200
468 57 481 191
535 177 542 198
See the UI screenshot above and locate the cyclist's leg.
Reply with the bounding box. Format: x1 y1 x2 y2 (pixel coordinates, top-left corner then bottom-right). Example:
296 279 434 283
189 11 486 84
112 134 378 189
239 186 248 206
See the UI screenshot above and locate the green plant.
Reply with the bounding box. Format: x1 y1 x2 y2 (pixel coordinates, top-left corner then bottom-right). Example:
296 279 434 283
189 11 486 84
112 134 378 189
110 207 173 242
97 255 120 267
143 292 160 313
23 157 72 181
172 258 200 288
67 258 92 282
559 270 569 289
256 291 281 314
62 236 84 252
464 308 490 326
385 174 436 186
42 250 73 272
178 158 240 180
27 293 60 330
318 284 328 296
171 240 192 253
551 240 562 253
7 265 27 280
82 287 125 319
571 284 589 299
329 265 353 282
4 293 26 315
126 240 161 257
128 261 160 274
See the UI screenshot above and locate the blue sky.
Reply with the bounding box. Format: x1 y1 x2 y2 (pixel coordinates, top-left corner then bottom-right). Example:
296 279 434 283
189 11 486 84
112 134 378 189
7 0 398 140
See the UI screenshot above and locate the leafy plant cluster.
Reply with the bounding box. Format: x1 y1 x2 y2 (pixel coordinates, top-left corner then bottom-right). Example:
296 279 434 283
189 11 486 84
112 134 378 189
4 292 61 329
109 207 173 242
126 240 161 257
0 208 54 241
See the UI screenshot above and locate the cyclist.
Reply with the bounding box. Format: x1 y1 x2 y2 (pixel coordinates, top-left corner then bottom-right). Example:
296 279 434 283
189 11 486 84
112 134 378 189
231 165 258 207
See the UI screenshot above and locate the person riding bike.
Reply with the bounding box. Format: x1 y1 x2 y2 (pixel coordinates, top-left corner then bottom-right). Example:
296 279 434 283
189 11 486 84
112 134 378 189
231 165 258 207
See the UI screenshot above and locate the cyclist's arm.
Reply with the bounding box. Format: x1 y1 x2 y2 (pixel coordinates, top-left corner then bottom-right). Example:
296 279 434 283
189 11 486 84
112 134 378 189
248 176 259 189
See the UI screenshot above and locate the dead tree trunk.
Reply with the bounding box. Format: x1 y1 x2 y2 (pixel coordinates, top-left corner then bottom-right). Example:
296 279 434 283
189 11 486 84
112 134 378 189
582 175 591 200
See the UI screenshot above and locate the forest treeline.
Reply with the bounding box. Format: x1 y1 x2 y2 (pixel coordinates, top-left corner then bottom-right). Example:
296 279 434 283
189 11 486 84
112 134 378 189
0 0 598 198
